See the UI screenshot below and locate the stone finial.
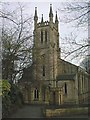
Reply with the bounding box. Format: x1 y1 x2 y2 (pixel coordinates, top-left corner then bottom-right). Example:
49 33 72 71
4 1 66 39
34 7 38 21
49 4 53 22
55 11 58 22
41 14 43 23
35 7 37 17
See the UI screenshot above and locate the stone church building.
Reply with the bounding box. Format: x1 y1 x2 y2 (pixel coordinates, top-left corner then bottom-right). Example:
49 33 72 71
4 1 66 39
19 5 89 105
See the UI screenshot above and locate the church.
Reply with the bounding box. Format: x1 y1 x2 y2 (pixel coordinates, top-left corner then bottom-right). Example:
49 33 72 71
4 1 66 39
19 4 89 105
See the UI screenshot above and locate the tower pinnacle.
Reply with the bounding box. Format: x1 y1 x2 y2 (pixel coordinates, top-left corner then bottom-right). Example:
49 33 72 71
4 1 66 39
55 11 59 31
34 7 38 21
55 11 58 22
49 4 53 22
34 7 38 29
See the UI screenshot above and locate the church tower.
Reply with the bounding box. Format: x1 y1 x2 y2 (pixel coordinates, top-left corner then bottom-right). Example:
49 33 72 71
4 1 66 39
33 4 61 88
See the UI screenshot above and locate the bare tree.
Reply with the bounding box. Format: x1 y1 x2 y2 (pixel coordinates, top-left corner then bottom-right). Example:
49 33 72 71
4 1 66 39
58 2 90 62
1 3 33 83
60 33 88 61
58 2 89 27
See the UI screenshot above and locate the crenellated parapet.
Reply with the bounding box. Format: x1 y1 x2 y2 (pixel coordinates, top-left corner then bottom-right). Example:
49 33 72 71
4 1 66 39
37 21 58 31
37 21 49 27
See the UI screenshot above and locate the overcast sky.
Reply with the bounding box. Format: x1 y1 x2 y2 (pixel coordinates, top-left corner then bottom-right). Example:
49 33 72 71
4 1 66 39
1 0 88 66
2 0 89 2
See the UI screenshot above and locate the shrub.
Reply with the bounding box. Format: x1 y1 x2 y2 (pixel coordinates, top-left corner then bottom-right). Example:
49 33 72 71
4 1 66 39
2 80 23 118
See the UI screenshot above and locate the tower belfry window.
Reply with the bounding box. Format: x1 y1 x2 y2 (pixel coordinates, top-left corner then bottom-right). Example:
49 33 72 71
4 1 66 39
43 65 45 76
41 30 43 43
45 30 47 43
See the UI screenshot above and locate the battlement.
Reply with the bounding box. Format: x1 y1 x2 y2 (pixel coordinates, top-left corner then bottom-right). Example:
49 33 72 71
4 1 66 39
37 21 58 31
37 21 49 27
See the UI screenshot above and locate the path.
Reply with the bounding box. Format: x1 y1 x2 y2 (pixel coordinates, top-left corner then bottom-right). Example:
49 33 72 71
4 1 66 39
9 104 44 118
7 104 89 119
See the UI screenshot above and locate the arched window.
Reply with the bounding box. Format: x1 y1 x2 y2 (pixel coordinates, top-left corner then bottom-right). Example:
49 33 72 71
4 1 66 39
45 30 47 43
65 83 67 94
41 30 43 43
34 88 39 100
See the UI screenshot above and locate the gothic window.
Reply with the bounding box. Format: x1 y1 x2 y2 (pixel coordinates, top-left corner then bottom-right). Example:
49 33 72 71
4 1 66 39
41 30 43 43
45 30 47 43
34 88 39 100
43 65 45 76
65 83 67 94
59 95 61 104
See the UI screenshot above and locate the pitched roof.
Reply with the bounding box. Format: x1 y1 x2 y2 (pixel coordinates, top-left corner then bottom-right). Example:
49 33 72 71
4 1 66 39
57 74 76 81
